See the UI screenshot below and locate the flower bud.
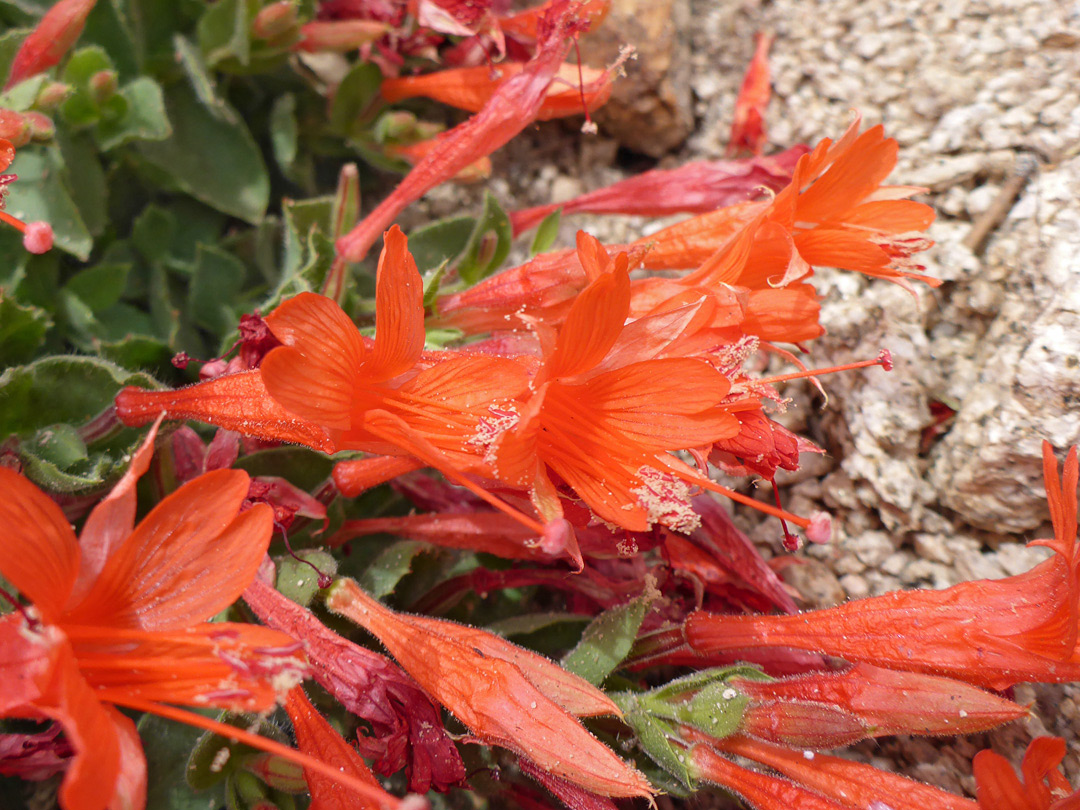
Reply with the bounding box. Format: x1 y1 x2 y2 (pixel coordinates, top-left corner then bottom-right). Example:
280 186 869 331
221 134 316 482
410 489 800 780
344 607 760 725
88 70 119 103
297 20 388 53
22 221 54 255
34 81 72 110
252 1 299 41
241 752 308 794
0 109 31 147
23 111 55 143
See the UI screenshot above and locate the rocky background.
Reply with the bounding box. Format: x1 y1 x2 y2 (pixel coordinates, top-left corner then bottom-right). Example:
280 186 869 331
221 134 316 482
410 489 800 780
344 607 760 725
411 0 1080 796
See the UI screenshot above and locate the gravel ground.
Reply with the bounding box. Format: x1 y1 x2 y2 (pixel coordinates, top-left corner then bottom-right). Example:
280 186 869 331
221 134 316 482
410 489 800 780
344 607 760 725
410 0 1080 796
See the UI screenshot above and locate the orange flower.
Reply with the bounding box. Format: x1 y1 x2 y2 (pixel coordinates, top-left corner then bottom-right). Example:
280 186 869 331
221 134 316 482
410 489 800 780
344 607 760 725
285 687 391 810
0 420 309 810
115 369 337 453
732 663 1027 747
685 441 1080 691
689 742 856 810
700 733 978 810
381 61 613 120
973 737 1080 810
727 32 773 157
487 234 741 532
766 116 937 289
325 578 654 799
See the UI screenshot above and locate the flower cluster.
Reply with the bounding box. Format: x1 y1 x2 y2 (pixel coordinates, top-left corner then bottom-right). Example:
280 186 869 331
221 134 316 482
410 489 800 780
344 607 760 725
1 0 1078 809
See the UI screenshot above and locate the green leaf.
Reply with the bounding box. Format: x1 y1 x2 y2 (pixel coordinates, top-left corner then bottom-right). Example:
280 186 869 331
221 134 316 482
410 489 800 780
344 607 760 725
4 146 94 260
408 216 474 273
0 294 50 366
615 705 696 790
125 0 204 73
136 61 268 222
359 540 427 599
561 584 657 685
186 713 243 791
62 45 114 85
269 92 298 174
457 192 512 286
0 74 45 110
138 713 227 810
234 446 334 491
97 332 174 373
131 204 177 262
487 612 592 639
96 76 171 150
23 423 87 470
197 0 252 67
0 355 159 437
57 131 108 237
276 549 338 607
0 27 29 84
65 263 131 312
82 0 139 79
328 61 382 135
530 207 562 255
187 243 246 335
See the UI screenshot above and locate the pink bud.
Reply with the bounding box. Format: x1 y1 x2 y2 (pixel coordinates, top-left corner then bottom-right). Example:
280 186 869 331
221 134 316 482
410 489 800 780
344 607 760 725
34 81 71 110
23 221 53 254
88 70 118 103
0 109 31 147
252 1 299 41
23 112 55 143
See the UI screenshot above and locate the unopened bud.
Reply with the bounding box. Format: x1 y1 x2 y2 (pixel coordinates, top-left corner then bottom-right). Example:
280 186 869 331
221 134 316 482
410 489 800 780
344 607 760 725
241 752 307 794
34 81 72 110
252 1 299 41
88 70 119 103
0 109 31 147
23 112 55 143
297 19 388 53
475 231 498 268
23 221 54 254
740 699 868 748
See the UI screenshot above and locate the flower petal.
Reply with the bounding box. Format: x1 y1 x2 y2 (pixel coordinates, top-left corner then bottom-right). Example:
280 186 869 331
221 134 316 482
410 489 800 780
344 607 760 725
367 226 425 382
64 471 273 629
72 416 163 606
0 468 80 622
973 749 1029 810
114 372 336 453
285 687 385 810
263 293 367 430
546 262 630 378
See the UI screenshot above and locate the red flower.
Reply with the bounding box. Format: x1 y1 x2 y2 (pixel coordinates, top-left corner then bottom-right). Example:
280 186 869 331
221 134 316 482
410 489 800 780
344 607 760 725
508 146 806 235
5 0 97 89
0 421 308 810
336 0 603 262
685 441 1080 691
